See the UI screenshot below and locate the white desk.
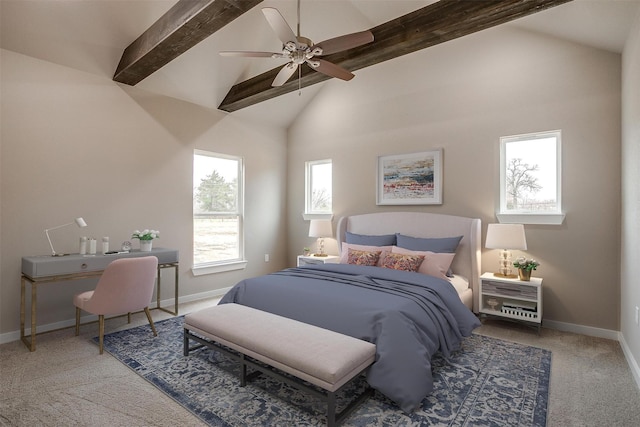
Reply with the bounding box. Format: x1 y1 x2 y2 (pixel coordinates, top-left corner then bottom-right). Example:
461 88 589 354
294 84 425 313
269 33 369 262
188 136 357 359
20 248 179 351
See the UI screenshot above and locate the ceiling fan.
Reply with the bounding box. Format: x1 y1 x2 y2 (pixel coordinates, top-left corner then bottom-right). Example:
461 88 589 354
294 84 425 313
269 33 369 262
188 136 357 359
220 0 374 87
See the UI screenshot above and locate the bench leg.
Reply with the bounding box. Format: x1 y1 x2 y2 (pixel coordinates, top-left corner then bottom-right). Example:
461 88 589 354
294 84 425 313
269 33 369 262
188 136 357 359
327 391 337 427
240 354 247 387
183 329 190 356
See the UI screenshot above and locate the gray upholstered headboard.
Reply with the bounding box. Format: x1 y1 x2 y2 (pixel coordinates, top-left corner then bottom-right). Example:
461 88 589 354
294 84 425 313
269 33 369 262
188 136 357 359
336 212 481 312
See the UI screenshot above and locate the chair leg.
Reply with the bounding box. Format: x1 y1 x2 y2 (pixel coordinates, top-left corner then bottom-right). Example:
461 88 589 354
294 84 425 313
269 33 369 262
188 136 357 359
75 307 81 336
144 307 158 337
99 315 105 355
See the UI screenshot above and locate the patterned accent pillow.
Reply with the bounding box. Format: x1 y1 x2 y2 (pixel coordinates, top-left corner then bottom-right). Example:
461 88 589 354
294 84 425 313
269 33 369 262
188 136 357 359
340 243 393 265
391 246 456 280
379 252 425 272
347 249 381 266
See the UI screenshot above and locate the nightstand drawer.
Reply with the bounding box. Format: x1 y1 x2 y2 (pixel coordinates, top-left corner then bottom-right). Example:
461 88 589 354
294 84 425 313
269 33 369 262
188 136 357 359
482 280 538 299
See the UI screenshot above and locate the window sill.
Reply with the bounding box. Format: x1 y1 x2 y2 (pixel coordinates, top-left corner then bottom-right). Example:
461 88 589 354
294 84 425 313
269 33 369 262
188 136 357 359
192 260 248 276
302 213 333 221
497 213 565 225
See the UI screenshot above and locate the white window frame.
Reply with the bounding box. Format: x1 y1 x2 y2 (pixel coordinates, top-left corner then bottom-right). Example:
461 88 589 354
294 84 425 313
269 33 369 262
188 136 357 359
192 149 247 276
497 130 565 225
303 159 333 221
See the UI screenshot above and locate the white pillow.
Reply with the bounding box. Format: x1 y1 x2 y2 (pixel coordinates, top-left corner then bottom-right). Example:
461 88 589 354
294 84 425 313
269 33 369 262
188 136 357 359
391 246 455 280
340 242 393 266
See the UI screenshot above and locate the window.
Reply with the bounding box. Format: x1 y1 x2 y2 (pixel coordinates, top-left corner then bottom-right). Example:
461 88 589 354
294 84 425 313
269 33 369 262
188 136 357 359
304 159 332 219
498 130 565 225
192 150 246 274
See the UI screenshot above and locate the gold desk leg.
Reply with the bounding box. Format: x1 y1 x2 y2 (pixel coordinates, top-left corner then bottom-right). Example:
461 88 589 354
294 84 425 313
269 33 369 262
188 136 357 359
20 277 26 342
155 263 178 316
30 283 37 351
156 265 161 313
20 277 37 352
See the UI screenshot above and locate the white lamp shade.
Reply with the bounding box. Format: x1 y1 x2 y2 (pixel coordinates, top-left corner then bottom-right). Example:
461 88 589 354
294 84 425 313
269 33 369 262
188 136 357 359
485 224 527 250
308 220 333 238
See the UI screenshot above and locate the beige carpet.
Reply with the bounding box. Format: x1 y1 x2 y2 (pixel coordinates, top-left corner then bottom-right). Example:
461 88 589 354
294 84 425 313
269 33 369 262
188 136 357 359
1 298 639 427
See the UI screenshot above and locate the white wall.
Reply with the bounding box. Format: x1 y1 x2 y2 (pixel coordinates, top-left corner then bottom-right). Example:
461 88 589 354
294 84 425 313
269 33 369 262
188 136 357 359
621 11 640 385
287 25 622 331
0 49 289 336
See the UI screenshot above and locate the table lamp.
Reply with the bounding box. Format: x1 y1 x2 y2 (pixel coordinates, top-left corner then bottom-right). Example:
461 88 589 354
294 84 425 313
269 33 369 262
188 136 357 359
45 217 87 256
485 223 527 278
308 219 332 257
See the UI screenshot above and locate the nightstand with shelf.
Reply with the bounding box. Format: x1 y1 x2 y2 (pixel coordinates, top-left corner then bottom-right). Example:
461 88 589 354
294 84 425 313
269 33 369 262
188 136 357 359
479 272 543 331
297 255 340 267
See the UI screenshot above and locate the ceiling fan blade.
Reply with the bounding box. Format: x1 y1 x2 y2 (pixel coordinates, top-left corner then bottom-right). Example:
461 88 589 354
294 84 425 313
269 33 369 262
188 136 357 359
314 31 374 56
262 7 297 46
219 51 284 58
310 59 354 81
272 63 298 87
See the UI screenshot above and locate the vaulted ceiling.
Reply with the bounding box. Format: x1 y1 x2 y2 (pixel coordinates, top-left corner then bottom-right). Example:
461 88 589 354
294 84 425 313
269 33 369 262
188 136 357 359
2 0 638 127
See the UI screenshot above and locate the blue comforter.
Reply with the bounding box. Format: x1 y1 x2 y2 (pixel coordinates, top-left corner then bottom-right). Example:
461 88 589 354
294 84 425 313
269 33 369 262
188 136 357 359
219 263 480 412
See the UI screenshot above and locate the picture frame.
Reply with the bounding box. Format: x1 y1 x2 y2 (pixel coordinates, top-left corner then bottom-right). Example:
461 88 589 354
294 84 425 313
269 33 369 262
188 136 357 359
376 149 443 205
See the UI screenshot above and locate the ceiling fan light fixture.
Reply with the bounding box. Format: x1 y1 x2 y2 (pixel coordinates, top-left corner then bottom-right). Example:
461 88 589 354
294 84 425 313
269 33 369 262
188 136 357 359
221 0 374 87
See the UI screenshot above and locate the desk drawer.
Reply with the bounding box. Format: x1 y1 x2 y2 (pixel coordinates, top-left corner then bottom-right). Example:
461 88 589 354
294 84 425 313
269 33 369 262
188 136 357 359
22 248 179 278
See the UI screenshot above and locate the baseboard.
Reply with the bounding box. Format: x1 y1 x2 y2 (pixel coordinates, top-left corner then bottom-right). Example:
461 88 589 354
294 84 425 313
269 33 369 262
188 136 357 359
619 332 640 391
542 319 620 341
0 287 232 345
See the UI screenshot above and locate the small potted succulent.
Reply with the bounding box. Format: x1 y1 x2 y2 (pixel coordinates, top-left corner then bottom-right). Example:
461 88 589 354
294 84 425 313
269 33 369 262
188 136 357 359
513 257 539 281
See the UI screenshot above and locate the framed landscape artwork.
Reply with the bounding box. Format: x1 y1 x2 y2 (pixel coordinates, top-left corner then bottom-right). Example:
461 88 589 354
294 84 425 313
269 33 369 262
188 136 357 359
377 149 443 205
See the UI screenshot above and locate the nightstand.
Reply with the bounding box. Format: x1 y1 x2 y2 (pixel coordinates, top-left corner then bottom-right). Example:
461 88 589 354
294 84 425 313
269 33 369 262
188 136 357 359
479 272 543 331
297 255 340 267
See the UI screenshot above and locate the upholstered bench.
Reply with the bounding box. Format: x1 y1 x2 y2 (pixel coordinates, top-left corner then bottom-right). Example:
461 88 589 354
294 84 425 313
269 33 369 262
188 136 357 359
183 303 376 427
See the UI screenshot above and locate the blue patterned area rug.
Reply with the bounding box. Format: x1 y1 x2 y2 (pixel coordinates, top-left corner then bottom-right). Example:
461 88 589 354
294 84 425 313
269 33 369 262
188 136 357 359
98 316 551 427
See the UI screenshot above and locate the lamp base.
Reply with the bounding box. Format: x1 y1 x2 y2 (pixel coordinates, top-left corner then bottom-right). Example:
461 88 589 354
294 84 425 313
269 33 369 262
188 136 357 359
493 272 518 279
313 253 328 257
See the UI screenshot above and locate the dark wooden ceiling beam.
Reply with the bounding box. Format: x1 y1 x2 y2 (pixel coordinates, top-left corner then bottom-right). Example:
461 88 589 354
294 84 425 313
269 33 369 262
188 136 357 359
113 0 263 85
219 0 572 112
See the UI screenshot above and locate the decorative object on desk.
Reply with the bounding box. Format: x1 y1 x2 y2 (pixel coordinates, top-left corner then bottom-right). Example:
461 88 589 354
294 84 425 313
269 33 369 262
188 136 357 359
88 238 97 255
101 237 109 254
132 229 159 252
377 149 443 205
514 257 539 281
79 236 87 255
303 247 311 256
308 219 332 257
44 217 87 256
121 241 132 251
485 223 527 278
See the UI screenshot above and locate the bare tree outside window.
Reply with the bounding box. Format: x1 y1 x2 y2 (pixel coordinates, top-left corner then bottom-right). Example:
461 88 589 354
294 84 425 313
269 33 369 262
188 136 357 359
506 158 542 210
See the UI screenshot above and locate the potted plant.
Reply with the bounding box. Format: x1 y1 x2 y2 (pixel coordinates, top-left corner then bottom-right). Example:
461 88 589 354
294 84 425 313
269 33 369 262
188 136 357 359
132 229 160 252
513 257 539 281
303 247 311 256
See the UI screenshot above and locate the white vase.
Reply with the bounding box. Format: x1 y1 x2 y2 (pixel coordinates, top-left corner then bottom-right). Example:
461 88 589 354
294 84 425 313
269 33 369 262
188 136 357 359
140 240 153 252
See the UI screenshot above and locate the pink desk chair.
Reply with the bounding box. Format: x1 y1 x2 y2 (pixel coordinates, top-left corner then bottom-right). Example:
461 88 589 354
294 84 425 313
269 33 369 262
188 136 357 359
74 256 159 354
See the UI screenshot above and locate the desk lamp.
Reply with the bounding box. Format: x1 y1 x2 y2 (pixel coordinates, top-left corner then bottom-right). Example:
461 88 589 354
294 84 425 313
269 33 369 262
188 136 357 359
45 217 87 256
485 223 527 278
308 219 332 257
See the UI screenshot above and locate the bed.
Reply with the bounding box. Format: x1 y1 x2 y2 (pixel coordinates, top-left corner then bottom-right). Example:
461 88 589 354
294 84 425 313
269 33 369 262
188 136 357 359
219 212 482 413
